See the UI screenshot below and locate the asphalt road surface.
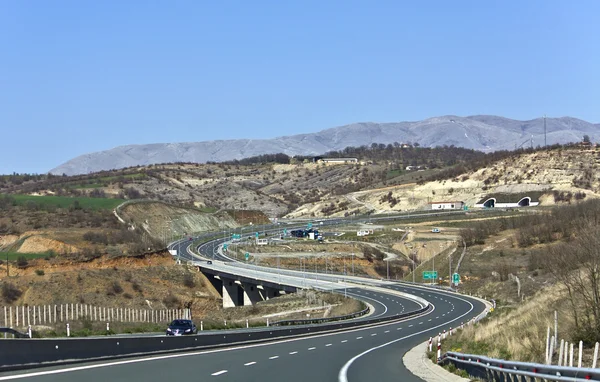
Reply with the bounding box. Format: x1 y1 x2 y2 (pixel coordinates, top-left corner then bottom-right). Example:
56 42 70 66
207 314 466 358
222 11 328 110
0 217 485 381
0 285 483 382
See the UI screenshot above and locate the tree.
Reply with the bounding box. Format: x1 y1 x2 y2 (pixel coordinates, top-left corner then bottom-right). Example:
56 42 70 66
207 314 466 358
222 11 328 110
544 226 600 343
583 135 591 143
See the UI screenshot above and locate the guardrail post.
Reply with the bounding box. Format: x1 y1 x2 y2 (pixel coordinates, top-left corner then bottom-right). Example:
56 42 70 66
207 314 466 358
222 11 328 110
66 323 70 337
267 319 269 327
428 337 432 352
246 319 249 328
578 340 583 368
200 321 203 331
436 341 441 361
593 342 599 368
107 322 110 332
28 325 31 338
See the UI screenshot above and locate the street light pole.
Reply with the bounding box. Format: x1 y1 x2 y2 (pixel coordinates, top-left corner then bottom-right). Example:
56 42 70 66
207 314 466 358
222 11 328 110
386 258 389 280
351 253 354 276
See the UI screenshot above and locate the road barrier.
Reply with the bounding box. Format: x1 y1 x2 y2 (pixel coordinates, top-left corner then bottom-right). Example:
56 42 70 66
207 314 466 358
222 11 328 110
271 307 370 326
439 352 600 381
0 304 431 370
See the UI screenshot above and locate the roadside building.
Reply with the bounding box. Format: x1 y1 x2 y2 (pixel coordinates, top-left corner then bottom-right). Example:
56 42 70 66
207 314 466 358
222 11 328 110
429 201 465 210
317 157 358 164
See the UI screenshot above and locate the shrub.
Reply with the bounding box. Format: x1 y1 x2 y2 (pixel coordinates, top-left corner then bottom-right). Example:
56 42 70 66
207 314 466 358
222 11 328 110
16 256 28 268
35 269 45 276
2 283 22 303
163 293 180 308
183 273 196 288
132 281 143 293
107 281 123 296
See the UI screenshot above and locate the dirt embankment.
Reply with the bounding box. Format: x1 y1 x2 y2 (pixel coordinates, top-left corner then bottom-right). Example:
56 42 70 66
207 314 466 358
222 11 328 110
0 252 223 318
287 148 600 218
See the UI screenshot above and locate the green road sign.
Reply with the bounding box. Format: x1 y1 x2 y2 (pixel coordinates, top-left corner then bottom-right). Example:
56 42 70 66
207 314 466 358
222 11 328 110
284 229 287 234
255 232 259 238
222 243 228 250
452 273 460 284
307 222 313 229
423 271 438 280
245 252 249 261
232 234 241 239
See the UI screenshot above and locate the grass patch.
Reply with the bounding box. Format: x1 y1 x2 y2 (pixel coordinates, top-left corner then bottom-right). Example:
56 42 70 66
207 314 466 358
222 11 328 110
7 194 125 210
0 251 52 261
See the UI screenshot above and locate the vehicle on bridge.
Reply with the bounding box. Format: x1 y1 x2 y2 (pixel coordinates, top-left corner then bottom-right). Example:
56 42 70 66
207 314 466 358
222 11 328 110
166 319 197 336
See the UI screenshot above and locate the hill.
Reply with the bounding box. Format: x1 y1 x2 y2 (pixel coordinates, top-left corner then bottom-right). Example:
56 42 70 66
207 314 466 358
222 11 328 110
48 115 599 175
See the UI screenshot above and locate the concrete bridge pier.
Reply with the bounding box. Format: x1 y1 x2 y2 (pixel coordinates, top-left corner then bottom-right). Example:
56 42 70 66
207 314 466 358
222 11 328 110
242 283 264 306
258 285 281 301
222 279 243 308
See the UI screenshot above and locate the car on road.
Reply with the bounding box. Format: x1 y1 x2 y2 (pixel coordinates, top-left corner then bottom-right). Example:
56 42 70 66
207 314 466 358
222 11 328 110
166 319 197 336
207 260 212 264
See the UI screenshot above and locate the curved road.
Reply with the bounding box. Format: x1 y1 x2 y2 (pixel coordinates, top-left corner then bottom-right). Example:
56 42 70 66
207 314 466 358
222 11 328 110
0 220 486 382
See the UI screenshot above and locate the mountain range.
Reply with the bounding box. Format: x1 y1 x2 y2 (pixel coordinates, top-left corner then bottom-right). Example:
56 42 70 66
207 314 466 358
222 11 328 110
49 115 599 175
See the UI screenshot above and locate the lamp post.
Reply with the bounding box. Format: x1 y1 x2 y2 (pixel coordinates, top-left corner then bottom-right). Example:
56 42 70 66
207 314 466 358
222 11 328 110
351 253 354 276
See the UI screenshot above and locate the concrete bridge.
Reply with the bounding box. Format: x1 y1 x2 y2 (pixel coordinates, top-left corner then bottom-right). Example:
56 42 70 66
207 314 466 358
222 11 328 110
200 267 298 308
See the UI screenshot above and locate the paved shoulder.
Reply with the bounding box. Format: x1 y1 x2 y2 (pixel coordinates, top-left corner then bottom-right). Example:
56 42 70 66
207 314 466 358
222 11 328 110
403 340 470 382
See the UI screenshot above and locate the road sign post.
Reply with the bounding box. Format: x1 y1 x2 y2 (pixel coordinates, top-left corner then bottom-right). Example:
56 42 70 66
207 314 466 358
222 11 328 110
245 252 249 261
452 273 460 285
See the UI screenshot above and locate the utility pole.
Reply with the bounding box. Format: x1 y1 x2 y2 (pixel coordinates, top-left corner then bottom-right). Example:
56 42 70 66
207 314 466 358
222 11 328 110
386 259 389 280
432 252 435 285
352 253 354 276
544 114 547 147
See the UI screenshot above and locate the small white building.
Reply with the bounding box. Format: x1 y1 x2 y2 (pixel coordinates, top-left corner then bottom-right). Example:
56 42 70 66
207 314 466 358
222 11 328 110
430 201 465 210
318 157 358 164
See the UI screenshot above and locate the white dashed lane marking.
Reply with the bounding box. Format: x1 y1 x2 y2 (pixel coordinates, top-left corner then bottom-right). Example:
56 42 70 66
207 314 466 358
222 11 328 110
269 356 279 360
212 370 228 376
244 362 256 366
357 337 363 340
308 347 316 351
341 340 348 343
325 344 332 347
289 351 298 355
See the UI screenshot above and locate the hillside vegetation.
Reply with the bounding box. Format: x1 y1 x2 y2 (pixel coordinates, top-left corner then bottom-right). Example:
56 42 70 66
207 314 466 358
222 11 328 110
435 199 600 363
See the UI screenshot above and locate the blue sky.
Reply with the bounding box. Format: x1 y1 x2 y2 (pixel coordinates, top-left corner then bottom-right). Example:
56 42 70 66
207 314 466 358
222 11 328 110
1 1 598 174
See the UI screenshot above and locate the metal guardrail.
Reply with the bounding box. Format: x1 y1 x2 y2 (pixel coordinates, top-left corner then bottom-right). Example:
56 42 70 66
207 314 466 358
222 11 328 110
0 327 29 339
270 307 370 326
439 352 600 381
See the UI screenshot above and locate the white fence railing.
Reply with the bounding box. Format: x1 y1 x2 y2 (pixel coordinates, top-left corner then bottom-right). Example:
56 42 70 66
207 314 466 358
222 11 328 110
2 305 191 328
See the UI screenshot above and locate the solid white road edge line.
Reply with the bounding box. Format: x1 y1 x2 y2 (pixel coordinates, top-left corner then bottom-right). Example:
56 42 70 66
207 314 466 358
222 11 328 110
0 291 438 381
338 295 475 382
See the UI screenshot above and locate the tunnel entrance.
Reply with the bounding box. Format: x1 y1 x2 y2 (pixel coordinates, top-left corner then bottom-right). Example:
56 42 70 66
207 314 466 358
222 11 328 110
518 197 531 207
483 198 495 208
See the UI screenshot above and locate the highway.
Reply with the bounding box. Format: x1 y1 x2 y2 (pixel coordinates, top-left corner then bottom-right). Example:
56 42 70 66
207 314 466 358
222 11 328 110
0 217 487 381
0 285 482 382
